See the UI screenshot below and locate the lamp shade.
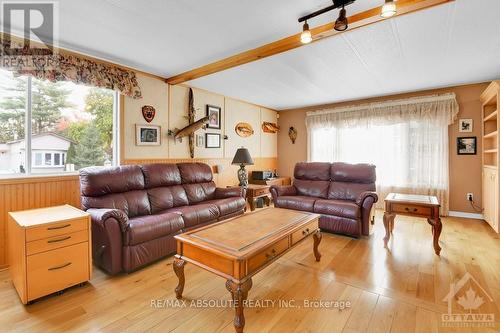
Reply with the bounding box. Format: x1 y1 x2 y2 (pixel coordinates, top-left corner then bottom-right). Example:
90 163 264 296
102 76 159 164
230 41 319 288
231 147 254 166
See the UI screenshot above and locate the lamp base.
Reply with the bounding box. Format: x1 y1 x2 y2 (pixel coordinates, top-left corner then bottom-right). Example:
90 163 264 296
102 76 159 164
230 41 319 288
237 165 248 188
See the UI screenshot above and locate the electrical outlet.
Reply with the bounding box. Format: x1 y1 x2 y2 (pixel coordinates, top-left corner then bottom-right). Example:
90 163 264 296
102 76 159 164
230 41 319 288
467 193 474 201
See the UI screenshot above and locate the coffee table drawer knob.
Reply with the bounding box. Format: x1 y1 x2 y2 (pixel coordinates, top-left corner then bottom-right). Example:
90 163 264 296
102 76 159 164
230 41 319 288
302 228 310 236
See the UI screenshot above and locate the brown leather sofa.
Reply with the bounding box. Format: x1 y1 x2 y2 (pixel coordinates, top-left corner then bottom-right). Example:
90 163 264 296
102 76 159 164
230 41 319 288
79 163 246 274
270 162 378 237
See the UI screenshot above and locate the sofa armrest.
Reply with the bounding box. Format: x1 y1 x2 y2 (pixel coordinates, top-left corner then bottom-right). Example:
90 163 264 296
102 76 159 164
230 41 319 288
215 187 246 199
270 185 297 201
355 191 378 206
87 208 129 232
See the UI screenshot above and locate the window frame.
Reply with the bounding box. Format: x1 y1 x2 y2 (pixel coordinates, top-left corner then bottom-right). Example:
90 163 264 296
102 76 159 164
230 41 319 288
0 73 120 177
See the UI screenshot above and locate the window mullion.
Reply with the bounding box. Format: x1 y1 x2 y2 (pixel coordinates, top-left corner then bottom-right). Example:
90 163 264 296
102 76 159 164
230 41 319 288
25 76 33 174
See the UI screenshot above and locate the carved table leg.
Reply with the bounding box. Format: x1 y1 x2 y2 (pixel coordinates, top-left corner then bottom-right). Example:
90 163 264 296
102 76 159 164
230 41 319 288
427 217 442 255
173 257 186 299
313 230 322 262
263 196 271 207
383 212 396 248
248 198 256 211
226 278 253 333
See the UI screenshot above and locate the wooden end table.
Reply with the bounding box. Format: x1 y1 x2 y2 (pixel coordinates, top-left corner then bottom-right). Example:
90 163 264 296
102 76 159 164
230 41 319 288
245 184 271 211
173 208 321 333
383 193 442 255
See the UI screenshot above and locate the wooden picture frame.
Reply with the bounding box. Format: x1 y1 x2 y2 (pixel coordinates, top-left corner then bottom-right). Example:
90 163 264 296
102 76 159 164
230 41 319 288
457 136 477 155
205 133 221 148
206 105 221 129
136 124 161 146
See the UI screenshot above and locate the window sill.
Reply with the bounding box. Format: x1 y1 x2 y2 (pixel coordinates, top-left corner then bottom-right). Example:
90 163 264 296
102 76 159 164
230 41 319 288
0 172 79 184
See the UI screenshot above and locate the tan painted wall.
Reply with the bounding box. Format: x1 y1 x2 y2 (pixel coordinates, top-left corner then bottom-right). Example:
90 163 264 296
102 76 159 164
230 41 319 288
277 83 489 213
121 74 278 187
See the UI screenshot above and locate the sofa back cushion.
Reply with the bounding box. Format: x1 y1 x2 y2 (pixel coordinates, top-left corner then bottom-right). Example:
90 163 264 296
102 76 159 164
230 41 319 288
293 162 330 198
177 163 216 203
147 186 189 213
141 164 182 188
79 165 151 217
328 163 376 201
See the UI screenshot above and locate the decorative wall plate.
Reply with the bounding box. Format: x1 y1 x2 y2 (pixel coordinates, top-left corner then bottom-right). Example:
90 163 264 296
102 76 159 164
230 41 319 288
141 105 156 123
235 122 254 137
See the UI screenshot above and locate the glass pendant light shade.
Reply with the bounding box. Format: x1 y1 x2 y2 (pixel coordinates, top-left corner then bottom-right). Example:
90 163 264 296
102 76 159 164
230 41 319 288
300 21 312 44
381 0 397 18
334 7 348 31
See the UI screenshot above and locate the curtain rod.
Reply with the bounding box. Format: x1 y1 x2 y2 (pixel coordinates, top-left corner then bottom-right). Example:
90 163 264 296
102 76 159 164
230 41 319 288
306 93 457 116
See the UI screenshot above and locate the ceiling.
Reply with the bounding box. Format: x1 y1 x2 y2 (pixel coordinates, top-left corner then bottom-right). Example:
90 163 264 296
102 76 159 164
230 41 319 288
6 0 500 110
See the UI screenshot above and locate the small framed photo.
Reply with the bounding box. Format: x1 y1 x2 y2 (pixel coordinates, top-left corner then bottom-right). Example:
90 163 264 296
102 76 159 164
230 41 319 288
459 119 473 132
206 105 221 129
205 133 220 148
457 136 477 155
136 124 161 146
195 134 204 147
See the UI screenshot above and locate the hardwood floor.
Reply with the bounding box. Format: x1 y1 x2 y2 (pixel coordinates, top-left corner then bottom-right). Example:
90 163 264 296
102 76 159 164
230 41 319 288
0 210 499 332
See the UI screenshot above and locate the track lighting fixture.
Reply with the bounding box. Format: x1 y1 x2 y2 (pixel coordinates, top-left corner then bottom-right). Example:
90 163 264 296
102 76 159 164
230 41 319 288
381 0 397 18
300 21 312 44
334 6 348 31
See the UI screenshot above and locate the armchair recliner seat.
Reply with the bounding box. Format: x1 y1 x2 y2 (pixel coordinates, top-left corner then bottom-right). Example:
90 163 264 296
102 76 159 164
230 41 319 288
80 163 246 274
271 162 378 237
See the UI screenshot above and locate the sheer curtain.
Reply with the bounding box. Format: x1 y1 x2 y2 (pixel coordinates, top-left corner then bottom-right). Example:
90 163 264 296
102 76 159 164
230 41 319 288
306 94 459 215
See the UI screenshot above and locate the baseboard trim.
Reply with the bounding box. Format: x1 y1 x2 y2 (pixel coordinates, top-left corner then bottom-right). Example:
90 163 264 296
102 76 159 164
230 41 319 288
448 211 484 220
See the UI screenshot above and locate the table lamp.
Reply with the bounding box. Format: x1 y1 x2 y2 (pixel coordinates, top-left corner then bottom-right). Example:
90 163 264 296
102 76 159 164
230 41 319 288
231 147 254 188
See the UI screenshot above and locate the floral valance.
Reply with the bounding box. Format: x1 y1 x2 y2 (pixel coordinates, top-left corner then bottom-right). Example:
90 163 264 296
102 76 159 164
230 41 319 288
0 38 142 98
306 94 459 130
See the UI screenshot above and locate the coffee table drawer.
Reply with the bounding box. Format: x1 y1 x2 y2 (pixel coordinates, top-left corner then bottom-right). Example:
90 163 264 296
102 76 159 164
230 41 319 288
27 242 89 300
26 229 89 256
291 220 319 245
247 237 289 273
26 217 88 242
392 203 431 216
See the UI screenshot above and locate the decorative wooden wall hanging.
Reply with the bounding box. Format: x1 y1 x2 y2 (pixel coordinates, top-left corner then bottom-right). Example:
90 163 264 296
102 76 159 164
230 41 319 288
235 122 254 137
262 122 280 133
288 126 297 144
141 105 156 123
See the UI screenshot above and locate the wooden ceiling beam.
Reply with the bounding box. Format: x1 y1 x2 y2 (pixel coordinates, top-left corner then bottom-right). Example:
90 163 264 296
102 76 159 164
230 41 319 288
166 0 454 85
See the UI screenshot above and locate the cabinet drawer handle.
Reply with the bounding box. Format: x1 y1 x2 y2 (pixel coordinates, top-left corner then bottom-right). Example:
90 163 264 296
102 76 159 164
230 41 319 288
302 228 310 236
47 224 71 230
47 236 71 244
48 262 72 271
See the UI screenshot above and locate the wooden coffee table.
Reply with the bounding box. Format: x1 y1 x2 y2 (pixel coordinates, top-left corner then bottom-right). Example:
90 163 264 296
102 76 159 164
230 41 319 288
173 208 321 333
383 193 442 255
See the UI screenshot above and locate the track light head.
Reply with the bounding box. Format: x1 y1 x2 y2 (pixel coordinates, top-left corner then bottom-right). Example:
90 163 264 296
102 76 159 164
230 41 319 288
300 21 312 44
334 6 348 31
381 0 397 18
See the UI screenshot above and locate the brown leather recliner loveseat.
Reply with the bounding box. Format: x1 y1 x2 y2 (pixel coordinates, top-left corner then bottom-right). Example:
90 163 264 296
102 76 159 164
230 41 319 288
270 162 378 237
79 163 246 274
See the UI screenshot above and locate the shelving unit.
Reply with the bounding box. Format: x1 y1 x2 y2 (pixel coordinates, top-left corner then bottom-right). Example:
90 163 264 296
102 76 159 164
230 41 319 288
481 81 500 233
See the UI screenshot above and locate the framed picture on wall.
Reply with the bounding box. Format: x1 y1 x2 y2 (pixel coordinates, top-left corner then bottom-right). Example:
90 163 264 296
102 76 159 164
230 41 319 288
457 136 477 155
205 133 221 148
206 105 221 129
459 119 473 132
136 124 161 146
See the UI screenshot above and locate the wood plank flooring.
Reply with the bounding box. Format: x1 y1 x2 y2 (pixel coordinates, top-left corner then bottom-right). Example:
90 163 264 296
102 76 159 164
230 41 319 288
0 210 499 333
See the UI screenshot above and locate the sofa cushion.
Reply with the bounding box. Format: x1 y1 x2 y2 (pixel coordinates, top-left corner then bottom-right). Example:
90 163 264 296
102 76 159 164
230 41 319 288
275 195 317 212
141 164 182 188
166 203 220 228
80 165 145 197
201 197 246 216
328 182 376 201
314 199 360 220
81 190 151 218
183 182 216 204
294 162 331 181
294 179 330 198
331 163 376 183
125 212 184 245
177 163 213 183
147 185 189 213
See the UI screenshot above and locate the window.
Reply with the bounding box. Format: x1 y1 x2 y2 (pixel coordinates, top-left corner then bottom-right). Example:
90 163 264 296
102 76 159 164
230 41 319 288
0 68 119 176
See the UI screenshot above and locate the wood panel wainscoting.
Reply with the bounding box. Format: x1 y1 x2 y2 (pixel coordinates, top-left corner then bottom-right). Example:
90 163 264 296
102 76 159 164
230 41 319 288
0 175 81 269
122 157 278 188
